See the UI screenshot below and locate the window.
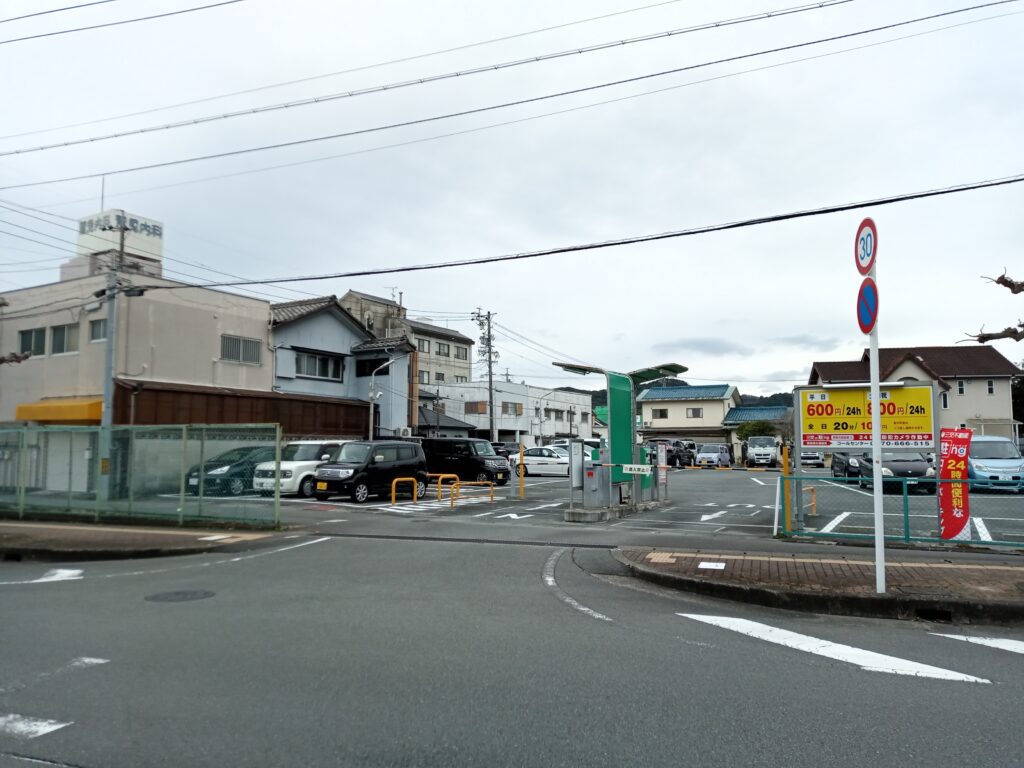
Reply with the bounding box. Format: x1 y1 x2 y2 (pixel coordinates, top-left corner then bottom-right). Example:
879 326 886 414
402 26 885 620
51 323 79 355
465 401 488 414
18 328 45 356
455 346 468 360
957 380 965 395
501 401 524 416
418 370 430 384
552 409 565 421
221 334 261 364
295 352 343 381
581 412 589 424
940 392 949 409
435 372 445 383
89 318 107 341
436 342 450 357
356 357 390 377
686 407 703 419
652 408 669 419
987 379 995 395
417 338 429 353
398 446 416 460
454 375 468 383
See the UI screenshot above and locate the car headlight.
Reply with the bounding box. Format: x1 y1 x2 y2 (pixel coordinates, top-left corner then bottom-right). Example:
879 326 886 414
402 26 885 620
338 468 354 479
972 463 988 472
279 470 293 479
208 465 230 475
926 467 936 477
881 467 893 477
849 458 859 467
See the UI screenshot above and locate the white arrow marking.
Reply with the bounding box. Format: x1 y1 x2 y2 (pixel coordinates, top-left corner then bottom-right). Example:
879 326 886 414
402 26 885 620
726 503 756 508
472 512 493 517
699 511 728 522
679 615 989 683
932 634 1024 655
0 714 72 739
33 569 83 583
527 503 563 510
496 513 534 520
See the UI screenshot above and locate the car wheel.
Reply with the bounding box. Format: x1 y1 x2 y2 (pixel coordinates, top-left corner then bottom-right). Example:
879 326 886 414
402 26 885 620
415 480 427 499
831 464 840 477
517 463 528 477
351 482 370 503
297 476 314 498
227 477 245 496
313 493 330 502
476 472 490 483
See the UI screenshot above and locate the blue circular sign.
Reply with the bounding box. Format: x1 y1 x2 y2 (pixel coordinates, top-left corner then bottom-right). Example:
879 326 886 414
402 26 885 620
857 277 879 335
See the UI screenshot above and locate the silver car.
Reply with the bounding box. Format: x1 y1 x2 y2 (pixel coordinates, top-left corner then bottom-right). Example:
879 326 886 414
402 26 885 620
695 444 730 468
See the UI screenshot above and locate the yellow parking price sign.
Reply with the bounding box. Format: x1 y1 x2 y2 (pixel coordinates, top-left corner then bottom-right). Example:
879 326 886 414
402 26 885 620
798 385 935 449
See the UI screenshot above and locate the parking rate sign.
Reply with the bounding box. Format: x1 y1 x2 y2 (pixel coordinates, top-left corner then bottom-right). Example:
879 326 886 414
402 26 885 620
938 428 972 541
798 385 935 449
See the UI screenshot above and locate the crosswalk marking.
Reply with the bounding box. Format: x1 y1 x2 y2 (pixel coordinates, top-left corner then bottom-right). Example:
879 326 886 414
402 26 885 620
678 614 990 683
932 633 1024 655
0 713 72 739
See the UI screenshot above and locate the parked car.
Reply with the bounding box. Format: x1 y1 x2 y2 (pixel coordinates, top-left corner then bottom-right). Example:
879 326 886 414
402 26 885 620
420 438 510 486
800 450 826 469
491 442 511 457
695 444 730 468
643 439 694 467
830 451 864 478
509 446 570 476
858 451 935 493
549 438 601 458
745 436 779 468
252 439 345 498
313 440 428 503
186 445 277 496
967 436 1024 492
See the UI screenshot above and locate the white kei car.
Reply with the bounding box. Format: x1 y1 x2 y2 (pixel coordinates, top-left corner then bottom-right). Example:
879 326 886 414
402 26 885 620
252 440 346 497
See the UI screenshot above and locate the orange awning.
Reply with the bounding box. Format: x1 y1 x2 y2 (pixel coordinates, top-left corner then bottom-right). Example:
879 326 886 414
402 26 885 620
16 397 103 423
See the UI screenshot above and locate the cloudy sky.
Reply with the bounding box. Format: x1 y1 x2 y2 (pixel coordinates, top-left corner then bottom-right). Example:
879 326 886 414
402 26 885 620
2 0 1022 393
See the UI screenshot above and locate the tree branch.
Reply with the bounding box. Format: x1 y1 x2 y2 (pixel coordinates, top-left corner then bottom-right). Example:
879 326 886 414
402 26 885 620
0 351 32 365
965 322 1024 344
981 270 1024 294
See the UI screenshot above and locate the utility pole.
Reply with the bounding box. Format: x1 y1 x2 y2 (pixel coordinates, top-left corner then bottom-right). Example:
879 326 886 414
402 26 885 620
98 212 127 502
472 308 497 442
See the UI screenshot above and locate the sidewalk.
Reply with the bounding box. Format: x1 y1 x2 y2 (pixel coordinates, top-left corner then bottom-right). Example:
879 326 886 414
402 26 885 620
613 547 1024 625
0 521 275 561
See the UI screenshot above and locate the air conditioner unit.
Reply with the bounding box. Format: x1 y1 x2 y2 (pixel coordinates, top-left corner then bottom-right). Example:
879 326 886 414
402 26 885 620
399 427 412 437
643 421 652 427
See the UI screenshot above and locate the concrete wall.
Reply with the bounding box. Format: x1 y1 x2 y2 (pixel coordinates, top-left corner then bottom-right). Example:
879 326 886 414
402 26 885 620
410 332 473 385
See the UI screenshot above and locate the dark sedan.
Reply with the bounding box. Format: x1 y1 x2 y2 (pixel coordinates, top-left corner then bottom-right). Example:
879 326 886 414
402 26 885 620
856 451 936 493
186 445 276 496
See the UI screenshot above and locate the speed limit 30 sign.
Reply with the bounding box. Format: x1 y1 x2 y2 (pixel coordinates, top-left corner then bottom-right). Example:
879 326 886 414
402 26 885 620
855 217 878 275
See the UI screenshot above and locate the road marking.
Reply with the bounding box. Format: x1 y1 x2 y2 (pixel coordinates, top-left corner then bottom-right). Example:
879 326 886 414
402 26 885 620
932 634 1024 654
678 615 989 683
527 503 563 510
825 480 873 497
698 562 726 570
33 569 83 583
322 519 347 523
198 534 232 541
542 549 612 622
819 511 852 534
0 658 109 697
750 477 767 486
473 512 493 517
496 513 534 520
0 715 72 739
713 526 725 533
699 511 728 522
726 504 756 508
973 517 993 542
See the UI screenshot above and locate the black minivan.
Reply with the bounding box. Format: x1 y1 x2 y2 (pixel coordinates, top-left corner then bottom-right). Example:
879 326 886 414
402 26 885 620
420 438 511 486
312 440 428 503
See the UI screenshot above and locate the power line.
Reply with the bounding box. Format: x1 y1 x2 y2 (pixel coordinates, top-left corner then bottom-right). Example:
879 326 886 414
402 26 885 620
131 170 1024 290
5 1 1013 190
0 0 854 157
0 0 250 46
493 321 591 366
0 0 691 141
0 0 126 25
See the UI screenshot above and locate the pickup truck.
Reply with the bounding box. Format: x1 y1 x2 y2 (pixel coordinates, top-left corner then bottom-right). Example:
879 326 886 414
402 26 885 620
745 436 778 467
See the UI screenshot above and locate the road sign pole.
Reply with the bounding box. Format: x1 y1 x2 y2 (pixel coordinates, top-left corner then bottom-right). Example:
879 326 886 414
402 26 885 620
868 325 886 593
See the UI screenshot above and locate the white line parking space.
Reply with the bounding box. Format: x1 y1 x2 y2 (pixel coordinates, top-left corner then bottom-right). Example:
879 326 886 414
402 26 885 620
0 713 72 739
931 634 1024 655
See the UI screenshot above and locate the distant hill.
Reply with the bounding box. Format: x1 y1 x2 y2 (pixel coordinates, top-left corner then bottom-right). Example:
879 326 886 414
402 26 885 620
740 392 793 407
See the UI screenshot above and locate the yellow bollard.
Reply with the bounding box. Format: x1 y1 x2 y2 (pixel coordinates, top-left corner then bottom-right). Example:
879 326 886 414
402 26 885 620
390 477 418 504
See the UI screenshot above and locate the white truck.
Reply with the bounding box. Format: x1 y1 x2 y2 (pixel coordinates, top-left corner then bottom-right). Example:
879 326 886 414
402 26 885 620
746 436 779 467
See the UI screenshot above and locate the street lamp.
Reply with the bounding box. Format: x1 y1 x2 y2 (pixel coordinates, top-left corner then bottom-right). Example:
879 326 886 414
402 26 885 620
368 352 410 440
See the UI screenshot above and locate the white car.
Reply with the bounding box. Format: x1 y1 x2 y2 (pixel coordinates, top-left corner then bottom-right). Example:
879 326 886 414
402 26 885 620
252 440 346 497
509 446 570 476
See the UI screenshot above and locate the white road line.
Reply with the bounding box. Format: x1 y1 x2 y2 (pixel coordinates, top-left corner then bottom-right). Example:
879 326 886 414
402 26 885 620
322 519 347 523
33 569 83 584
931 634 1024 655
527 503 563 511
0 714 72 739
198 534 232 541
819 511 853 534
473 512 493 517
679 615 989 683
973 517 993 542
699 511 728 522
542 549 612 623
825 479 873 497
0 658 109 697
495 513 534 520
750 477 767 486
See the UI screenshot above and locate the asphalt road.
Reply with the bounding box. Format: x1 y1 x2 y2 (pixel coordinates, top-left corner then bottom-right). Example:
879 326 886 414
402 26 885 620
2 522 1024 767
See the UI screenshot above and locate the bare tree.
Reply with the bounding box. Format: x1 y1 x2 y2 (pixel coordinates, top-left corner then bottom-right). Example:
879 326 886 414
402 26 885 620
966 271 1024 343
0 352 32 365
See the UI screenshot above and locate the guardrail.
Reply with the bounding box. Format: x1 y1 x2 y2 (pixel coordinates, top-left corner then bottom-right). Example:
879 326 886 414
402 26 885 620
390 477 420 505
427 473 460 501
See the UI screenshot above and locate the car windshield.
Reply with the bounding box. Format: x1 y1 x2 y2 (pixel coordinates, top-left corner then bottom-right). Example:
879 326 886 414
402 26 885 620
970 441 1022 460
748 437 775 448
209 447 257 464
281 443 330 461
700 446 722 454
472 441 496 456
334 443 371 463
881 452 926 462
550 446 569 456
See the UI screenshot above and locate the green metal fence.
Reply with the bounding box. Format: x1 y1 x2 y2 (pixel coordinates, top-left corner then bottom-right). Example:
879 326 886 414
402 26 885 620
779 474 1024 548
0 424 281 528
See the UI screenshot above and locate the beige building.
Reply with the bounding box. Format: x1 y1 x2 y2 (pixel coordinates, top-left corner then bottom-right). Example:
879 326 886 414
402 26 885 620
638 384 744 456
809 346 1022 441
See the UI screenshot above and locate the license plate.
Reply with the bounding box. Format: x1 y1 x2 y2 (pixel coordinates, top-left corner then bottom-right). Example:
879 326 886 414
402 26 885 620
316 482 327 490
188 478 198 486
907 479 918 485
496 473 505 480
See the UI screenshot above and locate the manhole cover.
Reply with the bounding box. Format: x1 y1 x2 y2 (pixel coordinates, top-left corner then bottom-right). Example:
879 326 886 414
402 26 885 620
144 590 215 603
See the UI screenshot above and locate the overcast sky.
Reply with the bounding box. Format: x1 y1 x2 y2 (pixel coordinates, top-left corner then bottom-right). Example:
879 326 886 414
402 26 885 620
2 0 1022 394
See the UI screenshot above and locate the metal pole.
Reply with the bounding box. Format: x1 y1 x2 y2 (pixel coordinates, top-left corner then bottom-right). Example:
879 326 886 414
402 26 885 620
868 326 886 593
368 372 376 440
98 213 125 503
486 311 496 442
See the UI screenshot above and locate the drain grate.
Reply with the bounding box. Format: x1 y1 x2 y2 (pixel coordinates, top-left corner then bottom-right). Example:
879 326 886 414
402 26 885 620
144 590 215 603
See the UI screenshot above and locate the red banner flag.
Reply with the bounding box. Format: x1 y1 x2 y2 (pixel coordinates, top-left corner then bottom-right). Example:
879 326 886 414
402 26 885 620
938 427 972 540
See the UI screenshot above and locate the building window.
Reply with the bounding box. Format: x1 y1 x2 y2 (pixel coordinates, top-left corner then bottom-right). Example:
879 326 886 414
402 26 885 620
465 401 488 415
549 409 564 422
221 334 261 364
454 375 468 383
987 379 995 395
652 408 669 419
501 401 523 416
435 372 445 382
581 412 589 424
51 323 80 355
417 338 429 353
686 407 703 419
418 370 430 384
957 380 965 395
18 328 45 356
296 352 343 381
356 357 389 377
89 318 107 341
455 346 468 360
940 392 948 409
436 342 450 357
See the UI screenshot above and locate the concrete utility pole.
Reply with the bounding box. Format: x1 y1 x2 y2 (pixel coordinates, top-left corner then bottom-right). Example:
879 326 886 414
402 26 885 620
98 212 127 502
473 308 497 441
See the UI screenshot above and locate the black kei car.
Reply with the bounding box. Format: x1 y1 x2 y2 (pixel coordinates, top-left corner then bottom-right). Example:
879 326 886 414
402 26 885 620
420 438 511 486
312 441 428 503
186 445 277 496
856 451 936 493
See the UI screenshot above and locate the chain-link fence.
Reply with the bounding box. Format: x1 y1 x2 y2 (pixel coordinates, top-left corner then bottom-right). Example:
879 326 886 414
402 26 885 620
0 424 281 527
779 474 1024 547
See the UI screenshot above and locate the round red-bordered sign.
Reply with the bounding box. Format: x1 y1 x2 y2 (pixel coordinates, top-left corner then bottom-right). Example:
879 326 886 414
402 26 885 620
854 218 878 275
857 276 879 335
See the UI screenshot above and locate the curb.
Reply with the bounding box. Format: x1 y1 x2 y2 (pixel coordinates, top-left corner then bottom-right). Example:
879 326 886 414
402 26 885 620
0 544 222 562
610 548 1024 625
